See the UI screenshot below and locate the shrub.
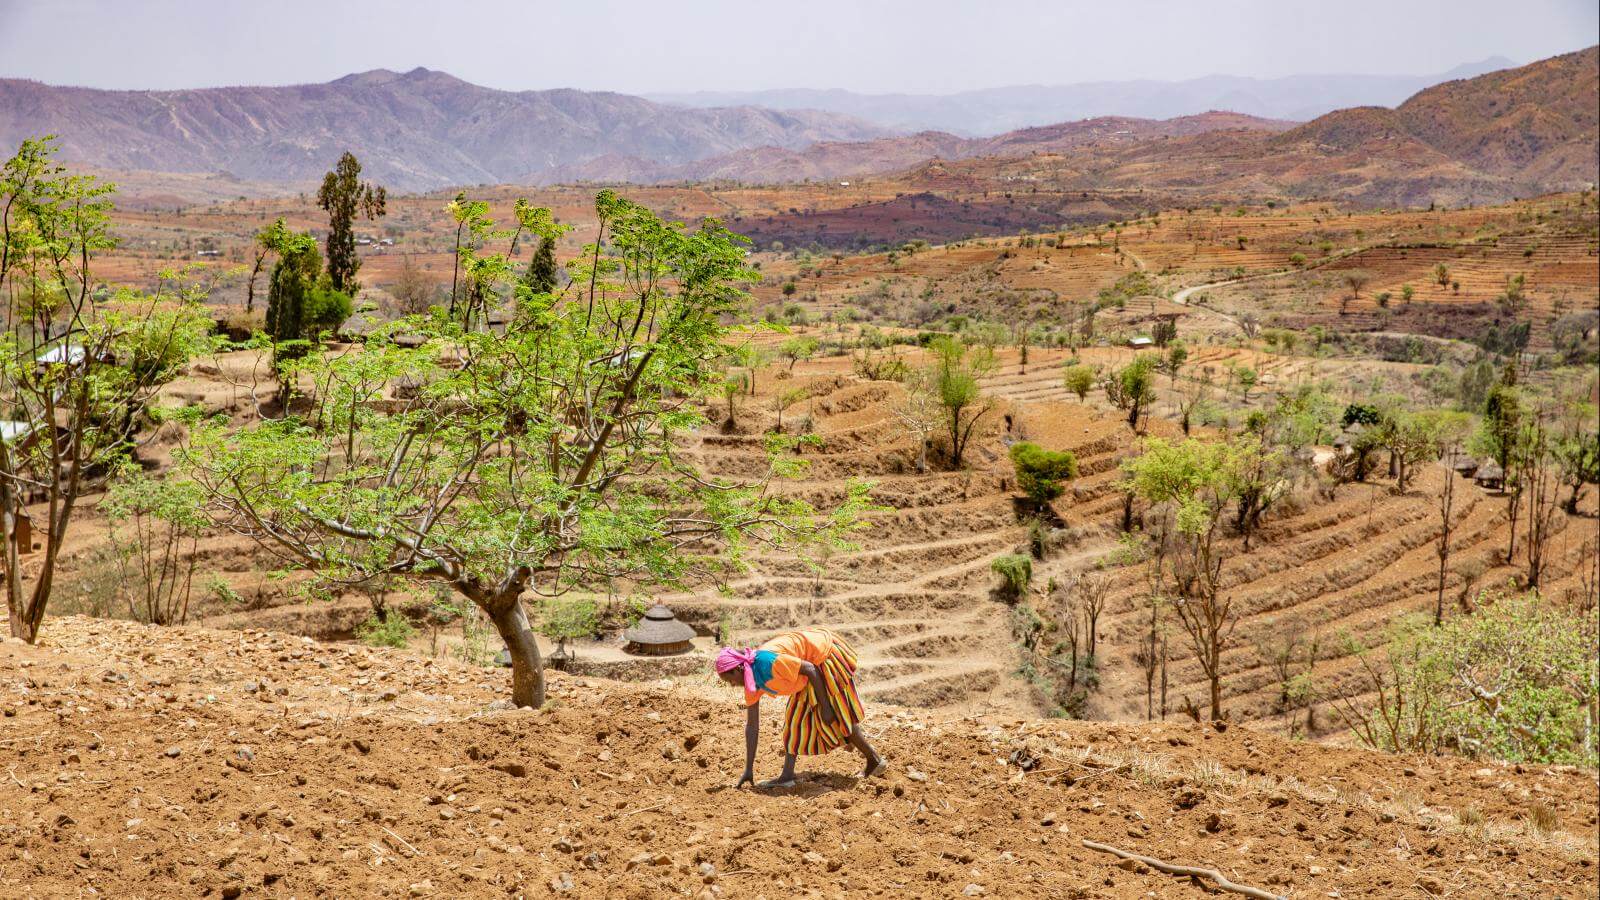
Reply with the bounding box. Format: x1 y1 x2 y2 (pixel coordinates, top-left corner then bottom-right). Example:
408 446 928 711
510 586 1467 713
991 554 1033 600
538 596 599 657
1009 441 1078 505
1329 592 1597 767
356 612 416 649
303 285 353 337
1062 364 1094 401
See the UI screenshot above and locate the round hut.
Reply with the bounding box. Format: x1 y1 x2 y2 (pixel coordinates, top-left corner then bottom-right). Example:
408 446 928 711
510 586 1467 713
1474 460 1505 491
623 604 696 656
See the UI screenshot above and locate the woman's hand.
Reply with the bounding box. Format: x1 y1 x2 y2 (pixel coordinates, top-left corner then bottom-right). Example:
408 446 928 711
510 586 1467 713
736 770 755 789
819 702 838 726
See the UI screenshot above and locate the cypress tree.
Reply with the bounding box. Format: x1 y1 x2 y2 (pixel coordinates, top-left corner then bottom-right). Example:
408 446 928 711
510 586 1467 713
265 238 321 361
523 235 558 295
316 152 387 294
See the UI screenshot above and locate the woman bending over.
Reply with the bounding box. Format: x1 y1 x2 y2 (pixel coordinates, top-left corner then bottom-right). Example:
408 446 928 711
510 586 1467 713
715 627 887 788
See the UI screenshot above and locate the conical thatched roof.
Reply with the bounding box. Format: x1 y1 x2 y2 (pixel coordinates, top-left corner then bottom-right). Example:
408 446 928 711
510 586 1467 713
1474 460 1504 481
623 604 695 653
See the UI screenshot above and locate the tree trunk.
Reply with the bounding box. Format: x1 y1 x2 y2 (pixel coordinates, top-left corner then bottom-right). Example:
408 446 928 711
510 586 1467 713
487 595 544 708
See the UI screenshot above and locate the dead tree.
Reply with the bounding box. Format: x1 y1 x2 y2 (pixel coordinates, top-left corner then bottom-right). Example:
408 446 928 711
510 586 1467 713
1172 520 1233 721
1435 443 1458 626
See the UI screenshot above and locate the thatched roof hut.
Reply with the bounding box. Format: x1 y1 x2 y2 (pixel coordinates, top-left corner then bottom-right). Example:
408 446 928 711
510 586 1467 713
623 604 696 656
1474 460 1505 490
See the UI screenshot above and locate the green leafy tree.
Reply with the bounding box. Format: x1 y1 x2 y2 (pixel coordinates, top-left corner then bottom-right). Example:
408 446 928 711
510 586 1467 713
187 192 868 708
1104 354 1158 430
778 335 818 370
245 218 295 314
1 136 217 643
524 237 559 295
1122 437 1237 719
1552 425 1599 513
1062 364 1095 401
1009 441 1078 507
538 596 599 659
303 284 353 338
316 151 387 294
926 336 995 469
263 230 321 372
1328 592 1597 767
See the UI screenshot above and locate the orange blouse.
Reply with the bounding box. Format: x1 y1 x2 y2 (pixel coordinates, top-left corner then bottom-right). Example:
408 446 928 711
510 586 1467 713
742 628 835 707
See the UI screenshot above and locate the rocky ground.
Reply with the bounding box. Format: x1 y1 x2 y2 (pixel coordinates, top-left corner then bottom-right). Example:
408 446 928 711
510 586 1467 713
2 615 1596 898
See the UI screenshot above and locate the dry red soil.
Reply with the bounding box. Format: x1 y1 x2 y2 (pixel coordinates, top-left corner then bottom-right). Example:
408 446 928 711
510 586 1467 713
3 617 1597 899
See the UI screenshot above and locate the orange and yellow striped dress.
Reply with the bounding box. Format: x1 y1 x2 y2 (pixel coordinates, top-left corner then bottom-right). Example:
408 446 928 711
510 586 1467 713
741 628 866 756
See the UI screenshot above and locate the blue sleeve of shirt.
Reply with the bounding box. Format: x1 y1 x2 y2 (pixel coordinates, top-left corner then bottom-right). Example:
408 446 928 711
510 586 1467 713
750 649 777 691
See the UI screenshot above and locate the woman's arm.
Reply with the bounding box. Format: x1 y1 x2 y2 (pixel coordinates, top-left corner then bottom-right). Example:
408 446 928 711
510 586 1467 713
799 661 838 724
738 701 759 788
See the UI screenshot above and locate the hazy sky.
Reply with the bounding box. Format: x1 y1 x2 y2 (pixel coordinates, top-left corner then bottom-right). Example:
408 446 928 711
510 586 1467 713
0 0 1595 94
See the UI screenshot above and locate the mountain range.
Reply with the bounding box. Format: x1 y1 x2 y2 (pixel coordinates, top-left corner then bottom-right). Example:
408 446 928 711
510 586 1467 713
648 58 1521 136
1 48 1594 210
0 67 890 191
628 47 1600 208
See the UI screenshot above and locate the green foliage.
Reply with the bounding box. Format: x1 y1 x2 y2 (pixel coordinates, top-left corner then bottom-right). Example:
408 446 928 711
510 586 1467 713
104 467 208 625
356 612 415 649
316 151 387 294
1103 354 1158 428
924 336 995 469
522 234 559 297
1336 593 1598 767
537 596 599 650
2 137 219 642
1009 441 1078 505
303 284 353 338
185 191 870 706
1121 437 1233 535
1062 364 1095 401
264 232 321 361
1341 403 1381 427
991 553 1032 600
1477 381 1523 471
778 335 818 369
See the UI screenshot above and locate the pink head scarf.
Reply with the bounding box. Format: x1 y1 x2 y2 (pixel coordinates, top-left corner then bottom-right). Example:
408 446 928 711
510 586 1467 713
714 647 758 693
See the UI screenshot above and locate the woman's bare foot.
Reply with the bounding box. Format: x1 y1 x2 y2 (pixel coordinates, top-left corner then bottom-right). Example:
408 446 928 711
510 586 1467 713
861 756 889 778
758 775 797 788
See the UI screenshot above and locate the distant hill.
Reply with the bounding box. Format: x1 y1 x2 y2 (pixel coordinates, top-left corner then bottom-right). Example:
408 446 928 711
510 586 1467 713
0 68 891 191
554 111 1296 184
648 57 1519 135
636 48 1599 209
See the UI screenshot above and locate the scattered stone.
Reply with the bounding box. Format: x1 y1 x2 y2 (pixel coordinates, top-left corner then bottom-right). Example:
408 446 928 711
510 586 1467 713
163 746 181 758
550 872 574 892
962 883 986 896
626 852 670 871
1418 875 1444 895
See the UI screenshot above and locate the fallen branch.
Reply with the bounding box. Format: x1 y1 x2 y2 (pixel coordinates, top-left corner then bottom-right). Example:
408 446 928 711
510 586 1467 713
1081 839 1284 900
620 800 671 819
380 825 424 857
